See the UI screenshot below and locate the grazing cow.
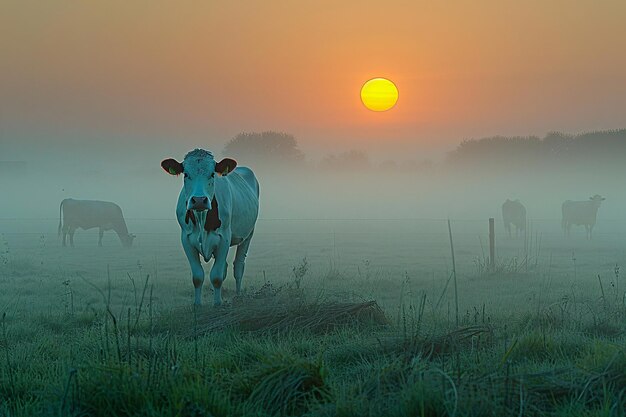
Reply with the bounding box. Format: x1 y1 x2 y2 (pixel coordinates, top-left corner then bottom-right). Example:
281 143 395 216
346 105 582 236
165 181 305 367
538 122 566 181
161 149 259 306
561 195 605 239
502 199 527 237
58 199 136 247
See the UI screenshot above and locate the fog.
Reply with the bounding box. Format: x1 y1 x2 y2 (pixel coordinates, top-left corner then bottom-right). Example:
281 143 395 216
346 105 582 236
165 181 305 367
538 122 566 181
2 136 625 282
3 135 626 415
2 142 624 223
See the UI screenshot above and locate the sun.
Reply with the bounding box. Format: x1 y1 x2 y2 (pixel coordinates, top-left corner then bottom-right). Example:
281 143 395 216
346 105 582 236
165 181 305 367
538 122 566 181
360 78 399 112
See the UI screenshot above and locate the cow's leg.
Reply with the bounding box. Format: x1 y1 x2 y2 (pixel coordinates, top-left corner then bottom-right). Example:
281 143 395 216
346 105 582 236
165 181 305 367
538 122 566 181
233 232 254 295
587 225 593 240
182 235 204 305
210 243 230 306
98 228 104 247
62 227 68 247
69 227 76 247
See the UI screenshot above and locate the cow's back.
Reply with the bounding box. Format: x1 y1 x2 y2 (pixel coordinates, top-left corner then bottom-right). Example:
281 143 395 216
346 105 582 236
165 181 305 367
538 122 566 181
218 167 259 240
63 199 124 229
502 200 526 225
562 200 598 225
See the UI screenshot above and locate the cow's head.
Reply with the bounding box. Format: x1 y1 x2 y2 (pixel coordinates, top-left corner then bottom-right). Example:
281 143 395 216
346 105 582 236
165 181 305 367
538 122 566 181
121 233 136 248
589 194 606 207
161 149 237 212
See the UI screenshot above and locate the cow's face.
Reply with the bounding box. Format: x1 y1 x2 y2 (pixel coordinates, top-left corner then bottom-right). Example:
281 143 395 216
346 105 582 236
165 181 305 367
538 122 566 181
161 149 237 212
589 195 606 207
121 233 136 248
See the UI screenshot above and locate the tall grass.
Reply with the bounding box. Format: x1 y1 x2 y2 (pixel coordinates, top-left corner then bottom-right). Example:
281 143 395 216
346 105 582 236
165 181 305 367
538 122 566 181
2 255 626 417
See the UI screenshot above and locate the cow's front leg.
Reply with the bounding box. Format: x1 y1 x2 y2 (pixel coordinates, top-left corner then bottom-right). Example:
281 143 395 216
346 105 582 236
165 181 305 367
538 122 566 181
182 235 204 305
69 227 76 247
210 244 230 306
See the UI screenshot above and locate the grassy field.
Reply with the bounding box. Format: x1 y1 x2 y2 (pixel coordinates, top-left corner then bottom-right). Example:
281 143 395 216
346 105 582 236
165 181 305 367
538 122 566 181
1 219 625 416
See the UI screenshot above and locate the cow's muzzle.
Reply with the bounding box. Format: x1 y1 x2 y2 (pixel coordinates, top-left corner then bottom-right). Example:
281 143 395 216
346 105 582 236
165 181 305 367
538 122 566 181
189 196 209 211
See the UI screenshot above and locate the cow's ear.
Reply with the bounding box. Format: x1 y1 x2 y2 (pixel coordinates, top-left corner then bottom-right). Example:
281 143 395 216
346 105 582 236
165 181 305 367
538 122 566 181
215 158 237 176
161 159 184 176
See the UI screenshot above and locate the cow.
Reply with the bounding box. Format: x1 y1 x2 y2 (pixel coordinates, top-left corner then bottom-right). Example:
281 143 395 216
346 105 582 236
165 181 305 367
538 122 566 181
561 194 605 239
161 149 259 306
58 199 136 247
502 199 527 237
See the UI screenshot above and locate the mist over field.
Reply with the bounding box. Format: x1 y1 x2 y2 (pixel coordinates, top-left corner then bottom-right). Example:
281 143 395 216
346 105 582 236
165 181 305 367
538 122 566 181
2 131 626 416
4 130 626 221
3 0 626 413
2 129 626 290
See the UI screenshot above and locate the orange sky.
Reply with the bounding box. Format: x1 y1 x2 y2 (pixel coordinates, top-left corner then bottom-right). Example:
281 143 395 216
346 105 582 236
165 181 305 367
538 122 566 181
2 0 626 158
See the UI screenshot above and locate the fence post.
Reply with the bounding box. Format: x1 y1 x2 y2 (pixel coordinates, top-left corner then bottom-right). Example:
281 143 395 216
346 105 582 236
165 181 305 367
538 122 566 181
489 218 495 270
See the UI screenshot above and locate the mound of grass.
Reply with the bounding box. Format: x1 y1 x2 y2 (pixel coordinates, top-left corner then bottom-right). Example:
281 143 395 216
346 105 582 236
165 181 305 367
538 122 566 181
380 325 493 361
239 353 331 416
160 290 389 336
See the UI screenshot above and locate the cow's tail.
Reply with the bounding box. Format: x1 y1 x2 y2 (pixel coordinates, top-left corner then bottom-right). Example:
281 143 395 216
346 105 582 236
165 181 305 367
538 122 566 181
58 199 64 237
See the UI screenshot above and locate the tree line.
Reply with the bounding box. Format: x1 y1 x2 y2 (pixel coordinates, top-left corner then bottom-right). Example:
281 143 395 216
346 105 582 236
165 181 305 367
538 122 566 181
222 129 626 172
222 131 431 172
446 129 626 169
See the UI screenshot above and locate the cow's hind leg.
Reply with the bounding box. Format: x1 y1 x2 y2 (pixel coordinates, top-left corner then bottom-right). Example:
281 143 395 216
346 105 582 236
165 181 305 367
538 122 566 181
233 231 254 295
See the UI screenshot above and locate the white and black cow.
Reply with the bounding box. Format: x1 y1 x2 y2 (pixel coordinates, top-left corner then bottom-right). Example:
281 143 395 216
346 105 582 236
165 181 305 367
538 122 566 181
161 149 259 306
58 199 135 247
561 194 605 239
502 199 526 237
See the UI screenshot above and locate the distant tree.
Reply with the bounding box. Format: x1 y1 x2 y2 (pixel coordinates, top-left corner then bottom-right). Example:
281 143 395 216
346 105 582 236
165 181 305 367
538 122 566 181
320 150 371 171
542 131 573 159
222 131 305 166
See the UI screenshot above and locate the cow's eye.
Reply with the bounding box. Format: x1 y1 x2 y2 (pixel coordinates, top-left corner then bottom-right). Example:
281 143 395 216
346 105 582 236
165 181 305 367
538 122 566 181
184 173 189 179
210 173 215 179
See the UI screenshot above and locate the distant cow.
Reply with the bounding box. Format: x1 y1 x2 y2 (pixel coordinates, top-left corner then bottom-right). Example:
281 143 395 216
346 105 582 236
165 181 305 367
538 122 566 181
561 195 605 239
502 199 526 237
161 149 260 306
58 199 135 247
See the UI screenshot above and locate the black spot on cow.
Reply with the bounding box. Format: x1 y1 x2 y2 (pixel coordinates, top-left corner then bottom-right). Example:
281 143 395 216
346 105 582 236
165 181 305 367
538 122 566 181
205 197 222 232
185 209 197 226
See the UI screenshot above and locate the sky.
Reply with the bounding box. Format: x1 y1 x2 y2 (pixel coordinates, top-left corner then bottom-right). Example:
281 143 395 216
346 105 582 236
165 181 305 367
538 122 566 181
1 0 626 161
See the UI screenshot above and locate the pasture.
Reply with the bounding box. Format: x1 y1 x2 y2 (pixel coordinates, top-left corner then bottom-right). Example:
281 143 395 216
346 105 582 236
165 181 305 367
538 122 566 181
1 216 625 416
